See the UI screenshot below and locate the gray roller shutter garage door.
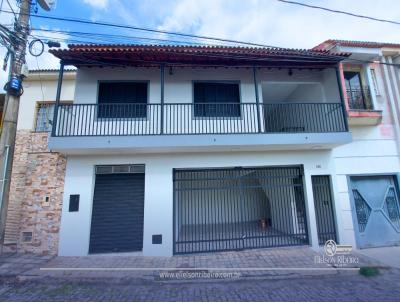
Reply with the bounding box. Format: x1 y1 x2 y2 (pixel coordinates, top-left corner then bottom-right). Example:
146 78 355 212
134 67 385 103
89 170 145 254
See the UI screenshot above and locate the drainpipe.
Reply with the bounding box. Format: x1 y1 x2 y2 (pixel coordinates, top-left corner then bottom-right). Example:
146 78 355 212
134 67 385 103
382 56 400 159
253 67 262 132
160 63 165 134
52 61 64 137
364 64 377 109
0 145 10 241
335 65 349 132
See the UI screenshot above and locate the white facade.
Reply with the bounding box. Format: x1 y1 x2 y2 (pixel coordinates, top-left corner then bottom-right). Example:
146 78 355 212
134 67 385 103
328 43 400 248
17 71 75 130
34 47 400 257
59 150 337 256
54 65 348 256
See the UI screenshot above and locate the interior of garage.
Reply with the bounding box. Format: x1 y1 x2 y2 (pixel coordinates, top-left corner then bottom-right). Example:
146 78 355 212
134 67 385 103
173 166 309 254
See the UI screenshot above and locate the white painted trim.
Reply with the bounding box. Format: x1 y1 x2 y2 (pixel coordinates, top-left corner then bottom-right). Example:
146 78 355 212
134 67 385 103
382 56 400 159
303 173 319 250
364 64 378 108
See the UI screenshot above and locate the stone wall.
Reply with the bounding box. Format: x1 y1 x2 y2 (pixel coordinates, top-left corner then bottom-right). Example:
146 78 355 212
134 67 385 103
3 130 66 255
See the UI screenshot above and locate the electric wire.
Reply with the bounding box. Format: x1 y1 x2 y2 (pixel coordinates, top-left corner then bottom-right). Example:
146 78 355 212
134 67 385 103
276 0 400 26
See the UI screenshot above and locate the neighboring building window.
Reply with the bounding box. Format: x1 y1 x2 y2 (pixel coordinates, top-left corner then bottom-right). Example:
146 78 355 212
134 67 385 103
97 82 148 118
193 82 240 117
370 69 380 96
343 71 373 110
35 103 55 132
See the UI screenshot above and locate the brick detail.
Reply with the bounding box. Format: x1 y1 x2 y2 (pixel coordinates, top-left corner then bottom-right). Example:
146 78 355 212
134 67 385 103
4 130 66 255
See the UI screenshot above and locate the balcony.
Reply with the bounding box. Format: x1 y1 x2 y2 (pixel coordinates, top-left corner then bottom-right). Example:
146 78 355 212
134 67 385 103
346 86 373 110
49 102 351 154
345 86 383 126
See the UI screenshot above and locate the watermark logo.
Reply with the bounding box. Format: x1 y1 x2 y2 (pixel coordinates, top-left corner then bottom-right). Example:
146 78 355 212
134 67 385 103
315 240 359 267
324 240 353 256
324 239 337 256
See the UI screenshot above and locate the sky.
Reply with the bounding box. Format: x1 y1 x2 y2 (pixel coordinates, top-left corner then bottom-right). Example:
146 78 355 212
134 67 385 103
0 0 400 87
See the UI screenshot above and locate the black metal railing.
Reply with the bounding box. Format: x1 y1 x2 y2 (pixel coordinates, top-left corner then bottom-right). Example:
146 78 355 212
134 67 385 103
52 102 347 137
346 86 373 110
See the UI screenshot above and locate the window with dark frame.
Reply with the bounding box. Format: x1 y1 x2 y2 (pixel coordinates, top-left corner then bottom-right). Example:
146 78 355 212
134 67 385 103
97 82 148 118
193 82 241 117
343 71 373 110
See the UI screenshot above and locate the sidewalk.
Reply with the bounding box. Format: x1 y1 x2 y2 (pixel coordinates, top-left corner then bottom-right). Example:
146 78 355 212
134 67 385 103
0 246 385 283
355 246 400 269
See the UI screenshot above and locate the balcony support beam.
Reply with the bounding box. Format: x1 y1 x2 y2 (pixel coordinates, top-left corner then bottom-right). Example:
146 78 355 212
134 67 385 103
160 63 165 134
335 65 349 132
52 60 64 137
253 67 262 133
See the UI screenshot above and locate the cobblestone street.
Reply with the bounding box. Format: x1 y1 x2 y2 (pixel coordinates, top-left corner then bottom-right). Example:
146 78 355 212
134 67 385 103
1 268 400 302
1 247 398 301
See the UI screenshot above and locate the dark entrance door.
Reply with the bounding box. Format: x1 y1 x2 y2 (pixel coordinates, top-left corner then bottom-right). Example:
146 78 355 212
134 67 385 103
89 171 145 254
312 175 337 245
173 166 309 254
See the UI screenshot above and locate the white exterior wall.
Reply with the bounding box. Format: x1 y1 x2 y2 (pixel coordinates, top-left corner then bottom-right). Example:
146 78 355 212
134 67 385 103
332 62 400 247
18 74 75 130
62 67 341 136
74 67 340 105
59 150 335 256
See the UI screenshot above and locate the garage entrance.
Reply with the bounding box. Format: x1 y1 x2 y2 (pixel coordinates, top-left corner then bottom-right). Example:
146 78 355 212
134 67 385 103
173 166 309 254
89 165 145 254
350 175 400 249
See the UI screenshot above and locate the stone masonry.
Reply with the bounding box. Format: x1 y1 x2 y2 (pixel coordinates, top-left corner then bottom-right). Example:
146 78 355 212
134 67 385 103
2 130 66 255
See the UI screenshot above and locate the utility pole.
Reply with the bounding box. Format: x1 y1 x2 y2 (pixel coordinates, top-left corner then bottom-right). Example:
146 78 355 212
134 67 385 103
0 0 32 244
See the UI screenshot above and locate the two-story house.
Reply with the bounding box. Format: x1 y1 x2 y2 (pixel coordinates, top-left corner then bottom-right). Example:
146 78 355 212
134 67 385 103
44 44 354 257
3 42 400 258
314 40 400 250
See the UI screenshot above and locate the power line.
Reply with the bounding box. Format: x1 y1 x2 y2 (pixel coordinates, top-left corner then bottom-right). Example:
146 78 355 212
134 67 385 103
0 9 282 49
30 29 400 68
5 0 17 20
1 8 396 68
276 0 400 26
32 28 222 46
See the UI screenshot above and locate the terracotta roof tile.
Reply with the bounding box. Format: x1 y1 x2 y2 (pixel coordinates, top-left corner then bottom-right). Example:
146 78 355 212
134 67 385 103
49 43 349 68
313 39 400 50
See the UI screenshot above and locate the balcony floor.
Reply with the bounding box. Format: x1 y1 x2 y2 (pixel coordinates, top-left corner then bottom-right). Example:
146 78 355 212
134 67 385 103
49 132 352 155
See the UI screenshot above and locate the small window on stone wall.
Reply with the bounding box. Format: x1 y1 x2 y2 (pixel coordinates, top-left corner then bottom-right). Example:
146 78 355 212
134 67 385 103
34 102 72 132
22 231 33 243
35 103 55 132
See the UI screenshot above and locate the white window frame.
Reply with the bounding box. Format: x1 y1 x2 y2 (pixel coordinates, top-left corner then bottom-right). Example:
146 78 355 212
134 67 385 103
370 69 381 96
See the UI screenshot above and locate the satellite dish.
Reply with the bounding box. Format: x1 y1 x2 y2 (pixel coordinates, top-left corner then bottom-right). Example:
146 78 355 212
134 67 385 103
37 0 57 11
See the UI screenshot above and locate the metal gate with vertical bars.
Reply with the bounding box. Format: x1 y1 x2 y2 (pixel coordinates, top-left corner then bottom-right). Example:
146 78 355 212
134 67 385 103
311 175 337 245
173 166 309 254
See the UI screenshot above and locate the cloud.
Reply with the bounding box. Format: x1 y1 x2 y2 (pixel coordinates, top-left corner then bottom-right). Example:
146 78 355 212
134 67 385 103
157 0 400 48
83 0 109 10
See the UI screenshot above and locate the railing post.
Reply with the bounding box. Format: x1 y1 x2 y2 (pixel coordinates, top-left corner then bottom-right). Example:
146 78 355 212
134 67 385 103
335 66 349 131
160 63 165 134
52 60 64 137
253 67 262 132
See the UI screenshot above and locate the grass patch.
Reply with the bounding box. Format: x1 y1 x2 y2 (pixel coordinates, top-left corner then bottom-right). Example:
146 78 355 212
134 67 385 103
359 267 380 277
